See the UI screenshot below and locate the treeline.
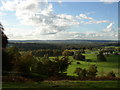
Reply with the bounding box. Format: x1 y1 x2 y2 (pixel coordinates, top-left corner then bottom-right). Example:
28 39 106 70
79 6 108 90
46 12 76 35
8 42 118 51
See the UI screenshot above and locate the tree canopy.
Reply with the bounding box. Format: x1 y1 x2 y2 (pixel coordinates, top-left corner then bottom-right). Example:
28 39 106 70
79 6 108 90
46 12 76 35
0 22 8 48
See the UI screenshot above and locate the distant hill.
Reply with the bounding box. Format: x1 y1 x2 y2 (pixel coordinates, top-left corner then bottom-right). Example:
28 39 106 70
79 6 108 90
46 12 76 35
8 39 118 44
8 39 119 50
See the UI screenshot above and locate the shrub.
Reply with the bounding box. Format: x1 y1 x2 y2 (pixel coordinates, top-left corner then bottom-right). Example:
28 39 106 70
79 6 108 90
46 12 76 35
36 57 60 76
2 49 12 71
18 52 36 74
74 68 87 78
36 56 71 77
55 56 71 73
107 71 116 78
53 49 62 56
2 46 21 71
97 51 106 61
77 62 81 64
62 50 74 56
74 65 98 79
73 53 85 61
87 64 98 78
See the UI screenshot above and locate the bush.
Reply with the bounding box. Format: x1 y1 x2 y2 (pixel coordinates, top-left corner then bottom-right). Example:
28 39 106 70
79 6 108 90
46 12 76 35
107 71 116 78
62 50 74 56
36 56 71 77
97 51 106 61
87 64 98 78
53 49 62 56
2 49 12 71
74 65 98 79
36 59 59 76
73 53 85 61
2 46 21 71
74 68 87 78
77 62 81 64
55 56 71 73
18 52 36 74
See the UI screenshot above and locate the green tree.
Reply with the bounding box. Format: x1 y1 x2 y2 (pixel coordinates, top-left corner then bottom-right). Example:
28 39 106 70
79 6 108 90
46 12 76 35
18 52 36 73
2 46 21 71
62 50 74 56
74 67 87 78
55 56 71 73
0 22 8 48
87 64 97 78
73 52 85 61
107 71 116 78
97 51 106 61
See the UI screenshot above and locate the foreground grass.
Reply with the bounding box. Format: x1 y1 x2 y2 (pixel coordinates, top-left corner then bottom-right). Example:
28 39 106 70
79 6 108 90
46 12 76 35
2 80 119 88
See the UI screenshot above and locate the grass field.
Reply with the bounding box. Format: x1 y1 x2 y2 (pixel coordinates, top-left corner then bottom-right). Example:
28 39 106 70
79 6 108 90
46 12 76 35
49 54 119 77
2 80 119 88
66 51 119 77
49 50 119 77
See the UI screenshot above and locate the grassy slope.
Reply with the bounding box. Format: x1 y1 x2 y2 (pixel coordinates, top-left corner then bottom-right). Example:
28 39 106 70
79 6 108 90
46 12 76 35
67 52 119 77
3 81 119 88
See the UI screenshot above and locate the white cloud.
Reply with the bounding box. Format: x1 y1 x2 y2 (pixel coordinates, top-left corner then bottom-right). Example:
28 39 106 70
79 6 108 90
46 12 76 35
0 0 117 40
104 23 113 32
58 0 62 4
100 0 119 4
76 14 109 24
84 20 109 24
76 14 93 20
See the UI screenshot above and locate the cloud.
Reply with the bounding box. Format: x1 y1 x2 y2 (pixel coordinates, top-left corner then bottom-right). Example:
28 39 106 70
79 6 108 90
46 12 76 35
100 0 119 4
5 26 118 40
84 20 109 24
76 14 109 24
58 0 62 4
0 0 117 40
1 0 110 35
76 14 93 20
103 23 113 32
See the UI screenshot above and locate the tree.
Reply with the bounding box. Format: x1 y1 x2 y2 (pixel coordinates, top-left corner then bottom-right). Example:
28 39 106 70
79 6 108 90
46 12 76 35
53 49 62 56
107 71 116 78
2 46 21 71
97 51 106 61
74 67 87 78
55 56 71 73
1 22 9 71
87 64 97 78
0 22 8 48
18 52 36 73
73 52 85 61
62 50 74 56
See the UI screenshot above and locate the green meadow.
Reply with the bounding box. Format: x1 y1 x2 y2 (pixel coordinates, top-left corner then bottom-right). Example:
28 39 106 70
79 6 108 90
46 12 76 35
67 52 119 77
47 47 120 77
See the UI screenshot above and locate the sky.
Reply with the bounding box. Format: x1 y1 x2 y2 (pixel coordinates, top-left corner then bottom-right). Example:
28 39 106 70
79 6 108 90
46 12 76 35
0 0 119 40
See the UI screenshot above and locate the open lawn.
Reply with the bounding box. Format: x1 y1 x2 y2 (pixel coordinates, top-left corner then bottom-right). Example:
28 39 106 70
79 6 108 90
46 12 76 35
2 80 119 88
49 50 119 77
67 52 119 77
